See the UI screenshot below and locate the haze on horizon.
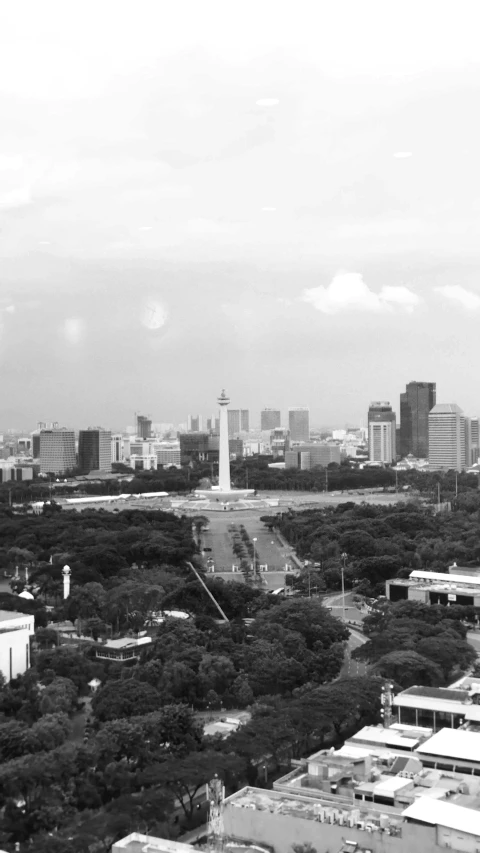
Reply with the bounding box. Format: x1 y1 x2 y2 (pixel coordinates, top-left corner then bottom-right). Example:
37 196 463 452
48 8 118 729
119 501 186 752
1 0 480 432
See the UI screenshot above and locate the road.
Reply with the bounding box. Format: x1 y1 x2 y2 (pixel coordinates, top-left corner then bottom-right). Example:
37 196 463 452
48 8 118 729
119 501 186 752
323 592 368 677
201 511 297 590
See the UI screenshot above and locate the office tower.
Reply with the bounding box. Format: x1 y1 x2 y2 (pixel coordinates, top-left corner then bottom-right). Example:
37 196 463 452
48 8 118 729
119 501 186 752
155 442 181 468
31 432 40 458
39 427 76 475
179 432 211 461
400 381 436 458
207 417 220 433
261 408 281 431
464 416 479 466
471 417 480 465
136 414 152 440
78 428 112 474
288 407 310 442
285 444 341 469
270 427 290 458
111 434 123 463
428 404 466 472
227 409 249 437
368 402 396 463
187 414 203 432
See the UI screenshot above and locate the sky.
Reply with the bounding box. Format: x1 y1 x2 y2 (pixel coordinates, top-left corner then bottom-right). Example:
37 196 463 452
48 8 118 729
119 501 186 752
2 0 480 431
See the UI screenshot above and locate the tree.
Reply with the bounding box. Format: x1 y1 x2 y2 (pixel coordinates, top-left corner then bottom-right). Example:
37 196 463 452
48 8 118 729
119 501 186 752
39 677 78 716
35 648 96 693
92 680 162 722
253 599 349 651
371 651 443 689
416 635 476 680
140 750 246 819
302 677 382 737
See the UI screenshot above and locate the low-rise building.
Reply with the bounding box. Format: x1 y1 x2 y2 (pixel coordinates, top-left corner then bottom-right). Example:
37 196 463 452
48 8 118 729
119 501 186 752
95 636 151 662
394 684 480 732
386 569 480 606
0 610 35 683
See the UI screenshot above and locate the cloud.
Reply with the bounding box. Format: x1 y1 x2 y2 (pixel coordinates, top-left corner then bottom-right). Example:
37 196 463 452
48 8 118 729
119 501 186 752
141 301 168 331
255 98 280 107
0 186 31 208
434 285 480 311
303 271 421 315
63 318 85 345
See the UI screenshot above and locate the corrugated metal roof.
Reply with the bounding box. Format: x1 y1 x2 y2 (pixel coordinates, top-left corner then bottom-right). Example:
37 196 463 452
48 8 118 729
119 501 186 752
416 728 480 762
401 686 468 702
402 797 480 835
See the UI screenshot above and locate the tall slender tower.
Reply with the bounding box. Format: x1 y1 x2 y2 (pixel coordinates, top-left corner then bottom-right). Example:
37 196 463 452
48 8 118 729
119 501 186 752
218 390 231 491
62 565 71 599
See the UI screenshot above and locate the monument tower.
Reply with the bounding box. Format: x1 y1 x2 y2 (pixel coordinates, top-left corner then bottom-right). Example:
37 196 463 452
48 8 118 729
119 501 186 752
192 390 255 508
218 389 231 491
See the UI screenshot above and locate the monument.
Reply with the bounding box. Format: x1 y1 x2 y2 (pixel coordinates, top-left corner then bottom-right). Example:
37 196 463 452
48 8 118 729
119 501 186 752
194 390 255 507
62 565 71 599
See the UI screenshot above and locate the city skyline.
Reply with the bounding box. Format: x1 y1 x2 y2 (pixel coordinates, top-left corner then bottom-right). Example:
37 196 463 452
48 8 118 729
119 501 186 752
2 3 480 425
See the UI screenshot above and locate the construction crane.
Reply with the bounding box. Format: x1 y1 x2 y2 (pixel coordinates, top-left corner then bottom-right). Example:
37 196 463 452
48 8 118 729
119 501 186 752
207 774 225 853
185 561 229 622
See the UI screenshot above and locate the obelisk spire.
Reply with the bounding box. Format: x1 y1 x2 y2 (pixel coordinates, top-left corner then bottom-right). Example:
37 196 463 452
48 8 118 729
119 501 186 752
217 389 231 491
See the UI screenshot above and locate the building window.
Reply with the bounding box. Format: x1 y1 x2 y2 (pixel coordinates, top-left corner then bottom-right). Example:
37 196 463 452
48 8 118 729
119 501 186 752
26 643 29 669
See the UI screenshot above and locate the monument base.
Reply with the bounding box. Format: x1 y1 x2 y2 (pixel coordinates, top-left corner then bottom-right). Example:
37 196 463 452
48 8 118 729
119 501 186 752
194 488 255 502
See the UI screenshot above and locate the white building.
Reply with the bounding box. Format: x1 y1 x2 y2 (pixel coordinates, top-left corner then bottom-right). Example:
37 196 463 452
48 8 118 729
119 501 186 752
0 611 35 683
155 442 181 468
428 403 465 472
39 427 76 475
130 453 157 471
368 421 395 463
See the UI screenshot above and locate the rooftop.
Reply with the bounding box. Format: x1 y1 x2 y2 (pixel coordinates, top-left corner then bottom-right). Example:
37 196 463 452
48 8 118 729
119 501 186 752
416 728 480 762
225 786 403 828
0 610 33 623
402 797 480 835
102 636 152 650
400 686 469 702
347 725 423 750
429 403 464 415
112 834 197 853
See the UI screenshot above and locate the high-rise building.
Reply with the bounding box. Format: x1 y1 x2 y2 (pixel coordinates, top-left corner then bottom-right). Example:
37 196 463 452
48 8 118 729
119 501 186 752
187 414 203 432
470 417 480 465
288 407 310 442
285 443 341 469
270 428 290 458
227 409 249 437
78 428 112 474
400 382 436 458
111 434 124 464
261 408 281 431
207 416 220 433
136 415 152 440
39 427 76 475
368 402 396 463
428 404 466 472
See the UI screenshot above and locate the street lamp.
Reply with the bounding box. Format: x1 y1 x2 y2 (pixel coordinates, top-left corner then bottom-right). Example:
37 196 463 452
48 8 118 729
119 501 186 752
341 552 347 622
252 538 257 579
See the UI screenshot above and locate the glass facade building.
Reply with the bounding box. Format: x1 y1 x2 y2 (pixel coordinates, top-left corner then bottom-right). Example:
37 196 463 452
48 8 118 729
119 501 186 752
400 381 436 458
78 428 112 474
